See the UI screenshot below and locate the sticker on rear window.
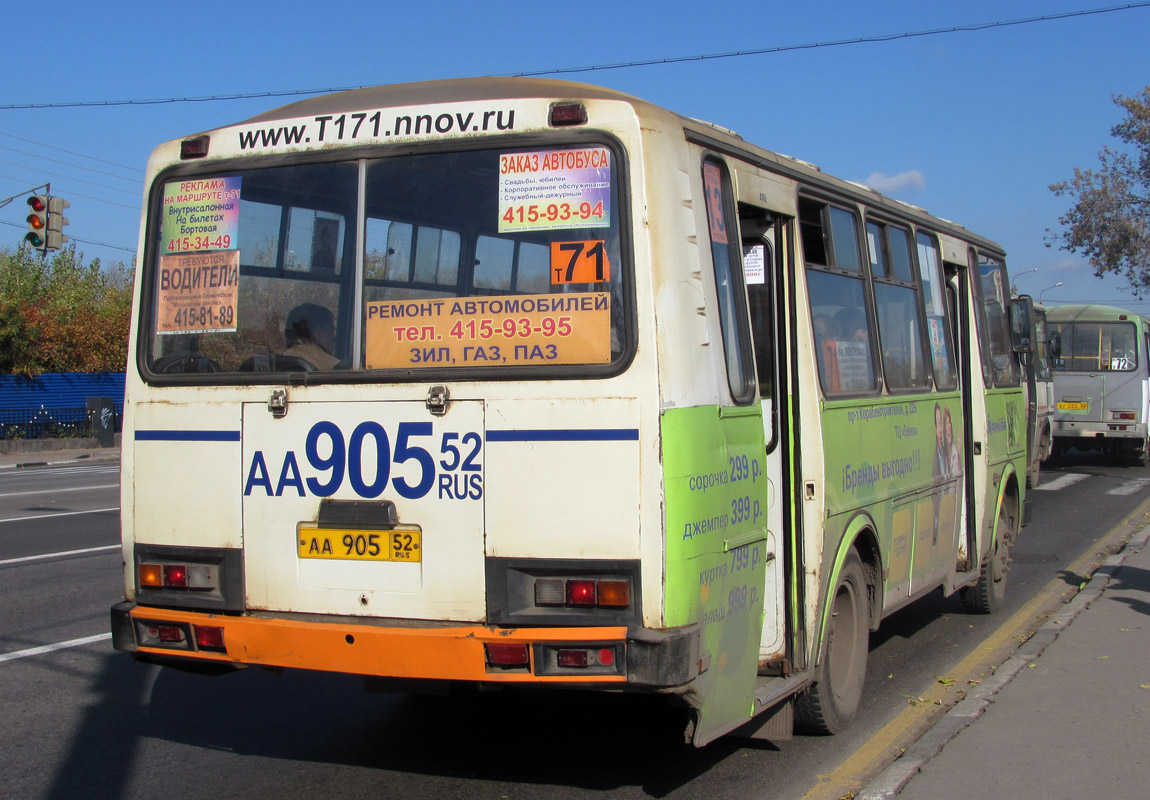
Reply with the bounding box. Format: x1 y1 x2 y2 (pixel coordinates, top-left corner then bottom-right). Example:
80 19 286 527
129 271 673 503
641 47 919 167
161 177 241 254
498 148 610 233
364 292 612 369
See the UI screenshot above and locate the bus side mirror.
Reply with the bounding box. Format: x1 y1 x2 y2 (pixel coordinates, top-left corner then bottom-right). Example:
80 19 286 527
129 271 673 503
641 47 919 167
1048 331 1062 359
1010 295 1034 355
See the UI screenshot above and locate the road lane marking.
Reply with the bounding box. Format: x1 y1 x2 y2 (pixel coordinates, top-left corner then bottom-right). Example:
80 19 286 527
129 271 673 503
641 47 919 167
0 506 119 524
0 633 112 663
0 483 119 498
0 545 119 566
1032 473 1090 491
1107 479 1149 496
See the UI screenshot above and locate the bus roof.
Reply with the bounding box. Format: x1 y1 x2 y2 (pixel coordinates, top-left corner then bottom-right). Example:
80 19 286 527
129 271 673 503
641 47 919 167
197 76 1004 257
239 77 653 124
1045 303 1150 323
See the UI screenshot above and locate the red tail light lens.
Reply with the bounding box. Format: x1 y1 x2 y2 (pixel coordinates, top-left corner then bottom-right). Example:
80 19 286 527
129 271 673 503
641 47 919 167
566 580 597 606
485 643 529 667
557 649 588 668
156 625 184 643
163 564 188 588
549 102 587 127
180 135 210 159
195 625 226 651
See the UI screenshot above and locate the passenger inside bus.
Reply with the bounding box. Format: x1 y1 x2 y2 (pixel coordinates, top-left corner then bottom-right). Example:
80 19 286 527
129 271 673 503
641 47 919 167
284 303 339 370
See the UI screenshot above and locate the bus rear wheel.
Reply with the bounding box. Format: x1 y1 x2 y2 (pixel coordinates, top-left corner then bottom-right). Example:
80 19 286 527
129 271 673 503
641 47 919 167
962 496 1016 614
796 550 869 734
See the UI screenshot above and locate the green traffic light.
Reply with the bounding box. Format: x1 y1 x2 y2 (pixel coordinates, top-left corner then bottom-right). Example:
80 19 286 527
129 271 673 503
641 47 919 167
25 231 45 248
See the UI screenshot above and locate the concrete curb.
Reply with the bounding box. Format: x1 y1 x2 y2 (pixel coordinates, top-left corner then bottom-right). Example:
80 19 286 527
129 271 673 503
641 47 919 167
856 523 1150 800
0 453 119 470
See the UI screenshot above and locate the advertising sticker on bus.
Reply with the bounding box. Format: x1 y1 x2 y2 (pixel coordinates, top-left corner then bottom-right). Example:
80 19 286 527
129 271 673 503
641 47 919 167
550 240 611 285
155 250 240 334
364 292 612 369
498 148 611 233
161 177 241 254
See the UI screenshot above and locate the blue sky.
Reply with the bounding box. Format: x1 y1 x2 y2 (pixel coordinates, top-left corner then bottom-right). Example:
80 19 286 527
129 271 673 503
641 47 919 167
2 1 1147 310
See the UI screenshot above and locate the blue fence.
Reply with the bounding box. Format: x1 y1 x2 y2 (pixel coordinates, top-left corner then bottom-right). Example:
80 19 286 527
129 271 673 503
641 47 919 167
0 372 125 440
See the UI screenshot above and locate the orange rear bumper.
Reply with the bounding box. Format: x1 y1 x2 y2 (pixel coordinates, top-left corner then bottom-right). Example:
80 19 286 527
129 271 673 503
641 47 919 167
112 602 631 684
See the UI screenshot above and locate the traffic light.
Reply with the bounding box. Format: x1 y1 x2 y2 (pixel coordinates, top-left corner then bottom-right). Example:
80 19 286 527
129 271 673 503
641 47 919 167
25 195 48 250
46 196 69 250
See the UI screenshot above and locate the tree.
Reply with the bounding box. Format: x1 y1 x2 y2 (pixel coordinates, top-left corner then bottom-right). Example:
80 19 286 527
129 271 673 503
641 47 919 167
1049 86 1150 294
0 243 134 376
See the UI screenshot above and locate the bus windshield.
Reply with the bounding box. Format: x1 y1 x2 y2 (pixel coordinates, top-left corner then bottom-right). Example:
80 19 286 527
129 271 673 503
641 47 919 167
1050 321 1138 372
144 144 627 377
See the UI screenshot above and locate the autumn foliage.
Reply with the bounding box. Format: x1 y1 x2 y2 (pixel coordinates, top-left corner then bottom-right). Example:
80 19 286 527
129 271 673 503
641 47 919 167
1050 86 1150 295
0 244 134 377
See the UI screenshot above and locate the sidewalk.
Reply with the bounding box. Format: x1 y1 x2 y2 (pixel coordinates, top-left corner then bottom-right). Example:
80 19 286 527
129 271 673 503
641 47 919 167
859 524 1150 800
0 442 120 469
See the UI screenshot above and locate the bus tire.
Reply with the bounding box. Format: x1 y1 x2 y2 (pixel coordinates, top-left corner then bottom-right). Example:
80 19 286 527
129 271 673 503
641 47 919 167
795 550 869 734
962 495 1016 614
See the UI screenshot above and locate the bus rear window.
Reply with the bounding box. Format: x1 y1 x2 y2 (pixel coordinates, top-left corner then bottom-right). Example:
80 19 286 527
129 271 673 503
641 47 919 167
144 145 626 377
1050 321 1137 372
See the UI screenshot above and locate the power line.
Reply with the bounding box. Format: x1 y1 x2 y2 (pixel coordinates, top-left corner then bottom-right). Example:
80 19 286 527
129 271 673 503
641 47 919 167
0 131 143 172
0 160 142 197
0 144 142 184
513 3 1150 77
0 218 136 254
0 3 1146 110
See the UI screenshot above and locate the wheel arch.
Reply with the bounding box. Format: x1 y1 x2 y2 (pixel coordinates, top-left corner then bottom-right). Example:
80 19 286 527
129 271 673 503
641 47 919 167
816 511 882 665
991 464 1022 553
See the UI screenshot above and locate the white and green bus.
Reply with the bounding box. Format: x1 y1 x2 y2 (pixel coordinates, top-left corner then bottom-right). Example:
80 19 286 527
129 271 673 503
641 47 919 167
111 78 1027 745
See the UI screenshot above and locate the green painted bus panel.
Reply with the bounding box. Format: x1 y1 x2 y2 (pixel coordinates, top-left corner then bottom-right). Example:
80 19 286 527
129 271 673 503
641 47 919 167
984 388 1027 465
663 404 769 741
822 396 966 511
821 396 968 595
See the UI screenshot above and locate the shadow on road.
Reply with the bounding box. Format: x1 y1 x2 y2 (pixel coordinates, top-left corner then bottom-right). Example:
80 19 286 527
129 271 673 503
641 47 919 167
42 651 775 799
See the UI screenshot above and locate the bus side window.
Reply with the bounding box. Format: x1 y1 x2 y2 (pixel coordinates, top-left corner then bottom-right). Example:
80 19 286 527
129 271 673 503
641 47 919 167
703 159 756 405
869 221 931 392
801 197 878 396
975 254 1019 387
917 233 958 390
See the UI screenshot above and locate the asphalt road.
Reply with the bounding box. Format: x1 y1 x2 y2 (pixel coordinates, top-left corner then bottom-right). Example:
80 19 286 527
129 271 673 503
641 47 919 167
0 450 1144 800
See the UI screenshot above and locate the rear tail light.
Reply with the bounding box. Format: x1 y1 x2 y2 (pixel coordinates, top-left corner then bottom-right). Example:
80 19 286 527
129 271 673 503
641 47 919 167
534 577 632 609
180 135 210 159
485 642 530 667
139 564 163 588
156 625 183 643
549 101 587 127
138 620 223 653
566 580 597 606
139 562 217 590
553 646 619 670
164 565 188 588
596 580 630 608
194 625 226 651
557 649 588 668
